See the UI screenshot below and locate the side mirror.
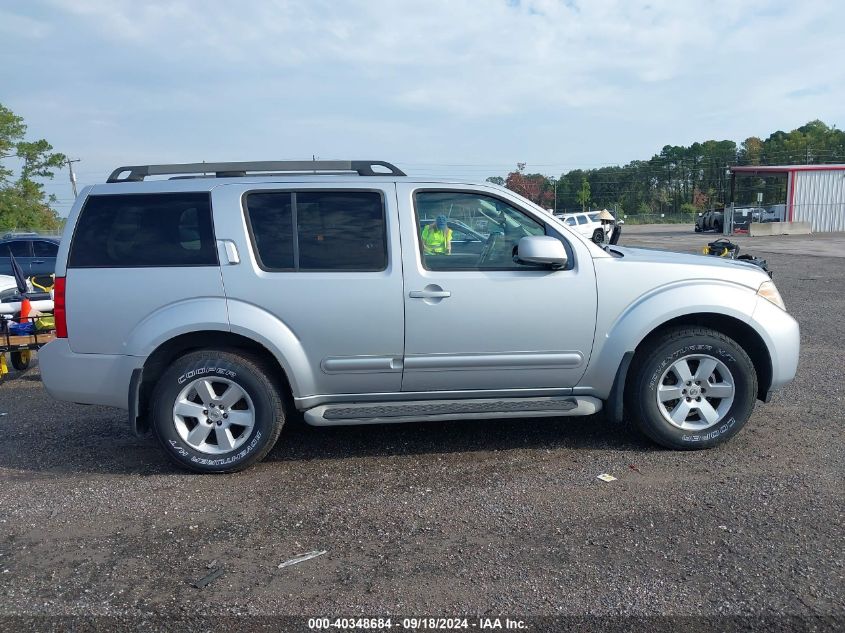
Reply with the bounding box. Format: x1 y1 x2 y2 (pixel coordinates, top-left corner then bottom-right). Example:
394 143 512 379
617 219 625 225
516 236 568 269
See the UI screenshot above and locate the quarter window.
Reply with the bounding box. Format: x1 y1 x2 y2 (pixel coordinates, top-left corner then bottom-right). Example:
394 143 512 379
69 193 217 268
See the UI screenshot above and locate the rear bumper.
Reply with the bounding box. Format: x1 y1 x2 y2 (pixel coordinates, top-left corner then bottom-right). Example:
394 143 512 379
39 339 142 409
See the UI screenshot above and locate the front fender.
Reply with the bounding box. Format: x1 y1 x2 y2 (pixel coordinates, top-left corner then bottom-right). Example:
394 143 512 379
579 280 759 398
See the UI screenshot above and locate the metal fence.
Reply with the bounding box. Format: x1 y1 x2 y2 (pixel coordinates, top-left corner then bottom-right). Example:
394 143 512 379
618 213 695 225
0 228 64 239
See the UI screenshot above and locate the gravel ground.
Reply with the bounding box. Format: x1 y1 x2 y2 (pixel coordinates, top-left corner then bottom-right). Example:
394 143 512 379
0 229 843 630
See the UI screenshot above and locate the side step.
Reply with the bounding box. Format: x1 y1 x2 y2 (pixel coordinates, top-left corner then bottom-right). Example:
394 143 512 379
303 396 602 426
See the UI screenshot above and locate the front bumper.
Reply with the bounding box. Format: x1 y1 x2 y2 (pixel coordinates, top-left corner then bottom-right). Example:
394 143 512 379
751 296 800 392
39 339 143 409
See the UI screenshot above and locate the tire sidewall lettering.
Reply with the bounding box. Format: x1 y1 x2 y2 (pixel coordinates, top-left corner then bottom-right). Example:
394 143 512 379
177 367 237 385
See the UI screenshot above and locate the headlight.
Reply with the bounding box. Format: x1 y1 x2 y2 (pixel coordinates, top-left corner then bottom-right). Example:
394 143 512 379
757 280 785 311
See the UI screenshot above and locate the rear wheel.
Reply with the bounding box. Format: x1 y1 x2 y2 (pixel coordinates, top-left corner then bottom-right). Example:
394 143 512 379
625 326 757 449
592 228 605 244
151 350 285 473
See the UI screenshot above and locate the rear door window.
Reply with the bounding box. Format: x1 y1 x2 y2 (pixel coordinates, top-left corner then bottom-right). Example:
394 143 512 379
577 215 588 225
33 240 59 257
244 190 387 272
69 193 217 268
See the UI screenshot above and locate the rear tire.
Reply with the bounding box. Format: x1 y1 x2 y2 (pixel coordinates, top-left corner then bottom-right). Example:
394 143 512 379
151 350 285 473
625 326 757 450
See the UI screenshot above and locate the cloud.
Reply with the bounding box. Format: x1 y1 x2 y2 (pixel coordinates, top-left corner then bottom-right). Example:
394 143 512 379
786 85 831 99
2 0 843 201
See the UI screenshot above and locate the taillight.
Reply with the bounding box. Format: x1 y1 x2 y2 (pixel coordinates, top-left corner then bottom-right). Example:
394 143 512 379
54 276 67 338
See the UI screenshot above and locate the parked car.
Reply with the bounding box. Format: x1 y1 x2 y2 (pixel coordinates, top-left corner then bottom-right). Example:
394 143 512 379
0 236 61 276
554 211 615 244
39 160 800 473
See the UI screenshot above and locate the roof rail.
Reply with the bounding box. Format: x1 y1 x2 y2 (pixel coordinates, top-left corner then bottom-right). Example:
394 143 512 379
107 160 406 183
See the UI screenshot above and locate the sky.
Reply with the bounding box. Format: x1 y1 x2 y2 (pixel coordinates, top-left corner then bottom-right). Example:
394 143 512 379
1 0 844 217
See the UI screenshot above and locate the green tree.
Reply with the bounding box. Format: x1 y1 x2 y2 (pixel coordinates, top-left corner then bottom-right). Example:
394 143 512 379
0 103 66 232
576 176 591 212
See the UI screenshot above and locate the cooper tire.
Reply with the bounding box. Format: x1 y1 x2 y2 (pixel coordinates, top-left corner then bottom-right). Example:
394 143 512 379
625 326 757 450
151 350 285 473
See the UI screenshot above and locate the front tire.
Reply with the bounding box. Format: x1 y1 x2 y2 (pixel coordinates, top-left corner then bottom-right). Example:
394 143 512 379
151 350 285 473
592 228 605 244
625 327 757 450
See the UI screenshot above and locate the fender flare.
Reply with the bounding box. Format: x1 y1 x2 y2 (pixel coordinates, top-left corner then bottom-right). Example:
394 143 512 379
581 280 760 400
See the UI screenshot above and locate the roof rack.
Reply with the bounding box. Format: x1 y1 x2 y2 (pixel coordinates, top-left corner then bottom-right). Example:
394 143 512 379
107 160 406 183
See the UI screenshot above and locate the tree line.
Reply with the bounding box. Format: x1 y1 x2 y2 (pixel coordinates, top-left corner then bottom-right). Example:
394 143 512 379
0 102 65 233
489 120 845 215
2 101 844 233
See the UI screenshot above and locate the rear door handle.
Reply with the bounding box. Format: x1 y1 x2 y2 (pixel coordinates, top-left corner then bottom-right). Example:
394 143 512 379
409 289 451 299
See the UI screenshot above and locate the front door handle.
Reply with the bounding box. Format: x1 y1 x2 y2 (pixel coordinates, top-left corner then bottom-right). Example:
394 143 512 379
409 288 451 299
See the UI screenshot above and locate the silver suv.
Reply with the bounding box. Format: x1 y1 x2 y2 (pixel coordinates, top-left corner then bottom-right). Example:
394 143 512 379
40 160 800 473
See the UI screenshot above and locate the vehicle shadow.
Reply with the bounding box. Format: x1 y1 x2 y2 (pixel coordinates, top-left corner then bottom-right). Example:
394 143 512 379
0 396 651 477
265 413 651 465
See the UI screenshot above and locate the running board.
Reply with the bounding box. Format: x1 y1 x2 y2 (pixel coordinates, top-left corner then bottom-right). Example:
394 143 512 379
303 396 602 426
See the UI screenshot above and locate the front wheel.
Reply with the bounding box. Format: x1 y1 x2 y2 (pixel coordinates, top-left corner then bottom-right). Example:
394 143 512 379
625 327 757 449
151 350 285 473
592 228 605 244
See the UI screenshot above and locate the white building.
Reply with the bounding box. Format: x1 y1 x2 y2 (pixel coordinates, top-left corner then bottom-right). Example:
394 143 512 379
731 165 845 232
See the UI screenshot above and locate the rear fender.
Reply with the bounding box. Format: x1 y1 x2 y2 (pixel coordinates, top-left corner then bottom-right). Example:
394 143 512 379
124 297 312 398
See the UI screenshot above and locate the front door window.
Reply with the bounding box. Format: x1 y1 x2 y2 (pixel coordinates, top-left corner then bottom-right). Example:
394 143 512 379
414 191 545 271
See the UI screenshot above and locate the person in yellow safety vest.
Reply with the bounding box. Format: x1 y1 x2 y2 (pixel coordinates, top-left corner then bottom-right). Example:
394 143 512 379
421 215 453 255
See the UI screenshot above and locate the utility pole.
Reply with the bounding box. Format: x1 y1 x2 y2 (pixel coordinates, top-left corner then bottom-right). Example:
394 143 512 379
66 158 80 198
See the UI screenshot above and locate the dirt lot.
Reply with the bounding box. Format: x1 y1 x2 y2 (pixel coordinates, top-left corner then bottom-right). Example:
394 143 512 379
0 227 843 630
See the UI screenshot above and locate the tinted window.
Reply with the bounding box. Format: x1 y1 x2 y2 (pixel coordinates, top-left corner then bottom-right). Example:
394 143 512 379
244 192 295 270
69 193 217 268
564 217 576 226
245 190 386 271
2 240 31 257
33 240 58 257
577 215 588 225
